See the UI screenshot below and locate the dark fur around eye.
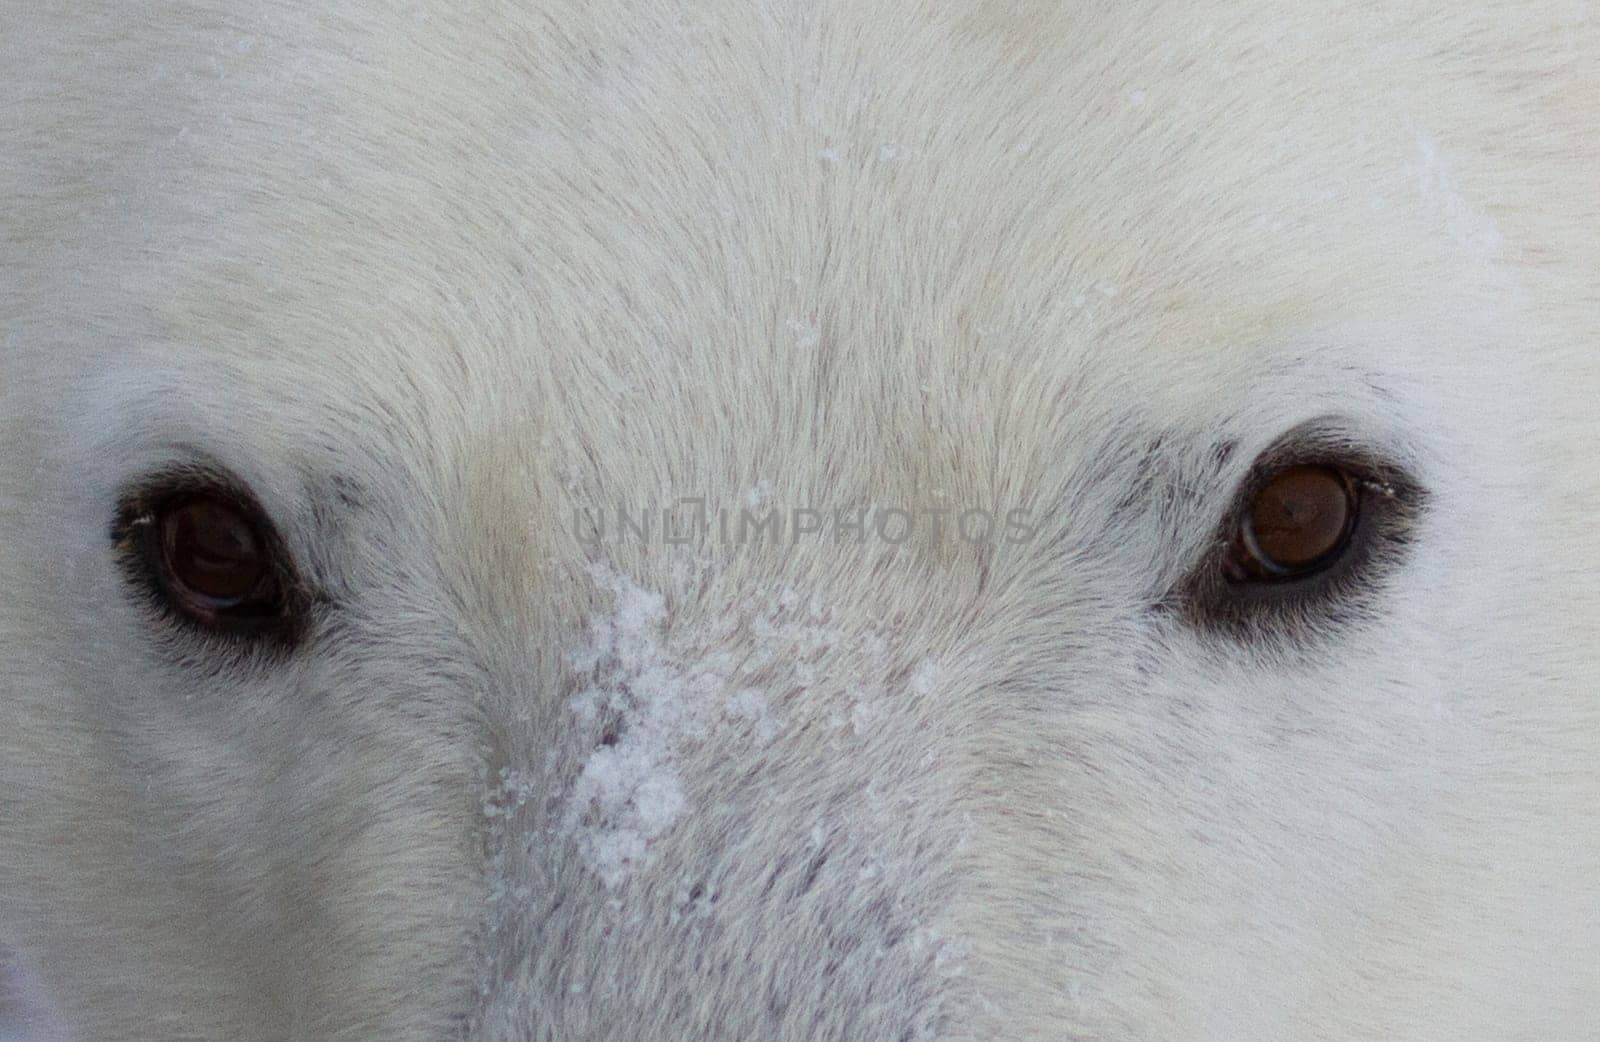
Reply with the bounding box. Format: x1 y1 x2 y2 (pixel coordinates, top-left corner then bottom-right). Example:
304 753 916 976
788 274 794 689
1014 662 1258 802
111 465 312 652
1176 428 1426 640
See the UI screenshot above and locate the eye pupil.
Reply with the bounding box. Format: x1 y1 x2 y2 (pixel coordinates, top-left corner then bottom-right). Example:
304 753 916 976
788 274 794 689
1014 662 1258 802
155 495 274 617
1229 464 1357 581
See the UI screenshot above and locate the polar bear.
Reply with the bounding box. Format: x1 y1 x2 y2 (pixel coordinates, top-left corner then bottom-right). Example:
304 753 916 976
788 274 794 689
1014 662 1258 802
2 1 1598 1040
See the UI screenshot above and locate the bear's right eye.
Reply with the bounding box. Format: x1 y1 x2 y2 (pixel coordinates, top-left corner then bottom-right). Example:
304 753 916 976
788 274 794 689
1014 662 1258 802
154 495 278 619
115 477 304 644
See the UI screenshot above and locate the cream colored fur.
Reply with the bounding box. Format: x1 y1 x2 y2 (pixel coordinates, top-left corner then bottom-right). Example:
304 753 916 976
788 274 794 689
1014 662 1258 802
2 2 1598 1039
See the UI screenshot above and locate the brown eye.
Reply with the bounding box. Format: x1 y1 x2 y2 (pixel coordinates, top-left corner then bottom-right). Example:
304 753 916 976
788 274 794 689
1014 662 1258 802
148 494 284 629
1224 464 1358 583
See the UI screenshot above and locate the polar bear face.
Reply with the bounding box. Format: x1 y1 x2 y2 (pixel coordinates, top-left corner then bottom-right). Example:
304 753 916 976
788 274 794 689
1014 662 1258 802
2 3 1597 1040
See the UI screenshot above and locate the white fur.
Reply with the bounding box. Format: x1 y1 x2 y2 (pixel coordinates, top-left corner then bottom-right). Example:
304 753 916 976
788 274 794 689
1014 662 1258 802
2 2 1598 1039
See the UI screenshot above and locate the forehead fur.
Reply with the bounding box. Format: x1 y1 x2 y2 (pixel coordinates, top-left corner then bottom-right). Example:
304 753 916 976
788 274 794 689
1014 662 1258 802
5 3 1595 372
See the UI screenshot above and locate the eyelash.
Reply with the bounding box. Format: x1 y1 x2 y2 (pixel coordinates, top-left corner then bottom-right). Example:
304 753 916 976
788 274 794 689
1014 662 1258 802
1178 448 1423 638
111 474 312 653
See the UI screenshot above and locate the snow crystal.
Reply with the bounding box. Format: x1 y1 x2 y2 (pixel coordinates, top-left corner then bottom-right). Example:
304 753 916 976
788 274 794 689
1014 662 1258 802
724 687 780 744
482 767 539 820
561 568 695 888
544 564 939 889
556 565 851 886
786 317 821 349
909 659 940 698
745 478 774 511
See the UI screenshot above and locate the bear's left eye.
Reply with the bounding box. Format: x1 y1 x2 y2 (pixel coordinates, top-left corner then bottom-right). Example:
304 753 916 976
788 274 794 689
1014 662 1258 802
1175 428 1423 636
1222 464 1359 583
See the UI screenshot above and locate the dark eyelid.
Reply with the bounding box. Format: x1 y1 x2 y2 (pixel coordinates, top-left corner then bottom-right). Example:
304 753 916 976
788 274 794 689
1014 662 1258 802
111 462 265 543
1171 421 1427 643
112 464 315 653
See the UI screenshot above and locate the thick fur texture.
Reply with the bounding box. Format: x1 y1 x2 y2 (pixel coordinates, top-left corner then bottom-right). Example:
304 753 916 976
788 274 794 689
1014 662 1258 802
3 2 1598 1039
